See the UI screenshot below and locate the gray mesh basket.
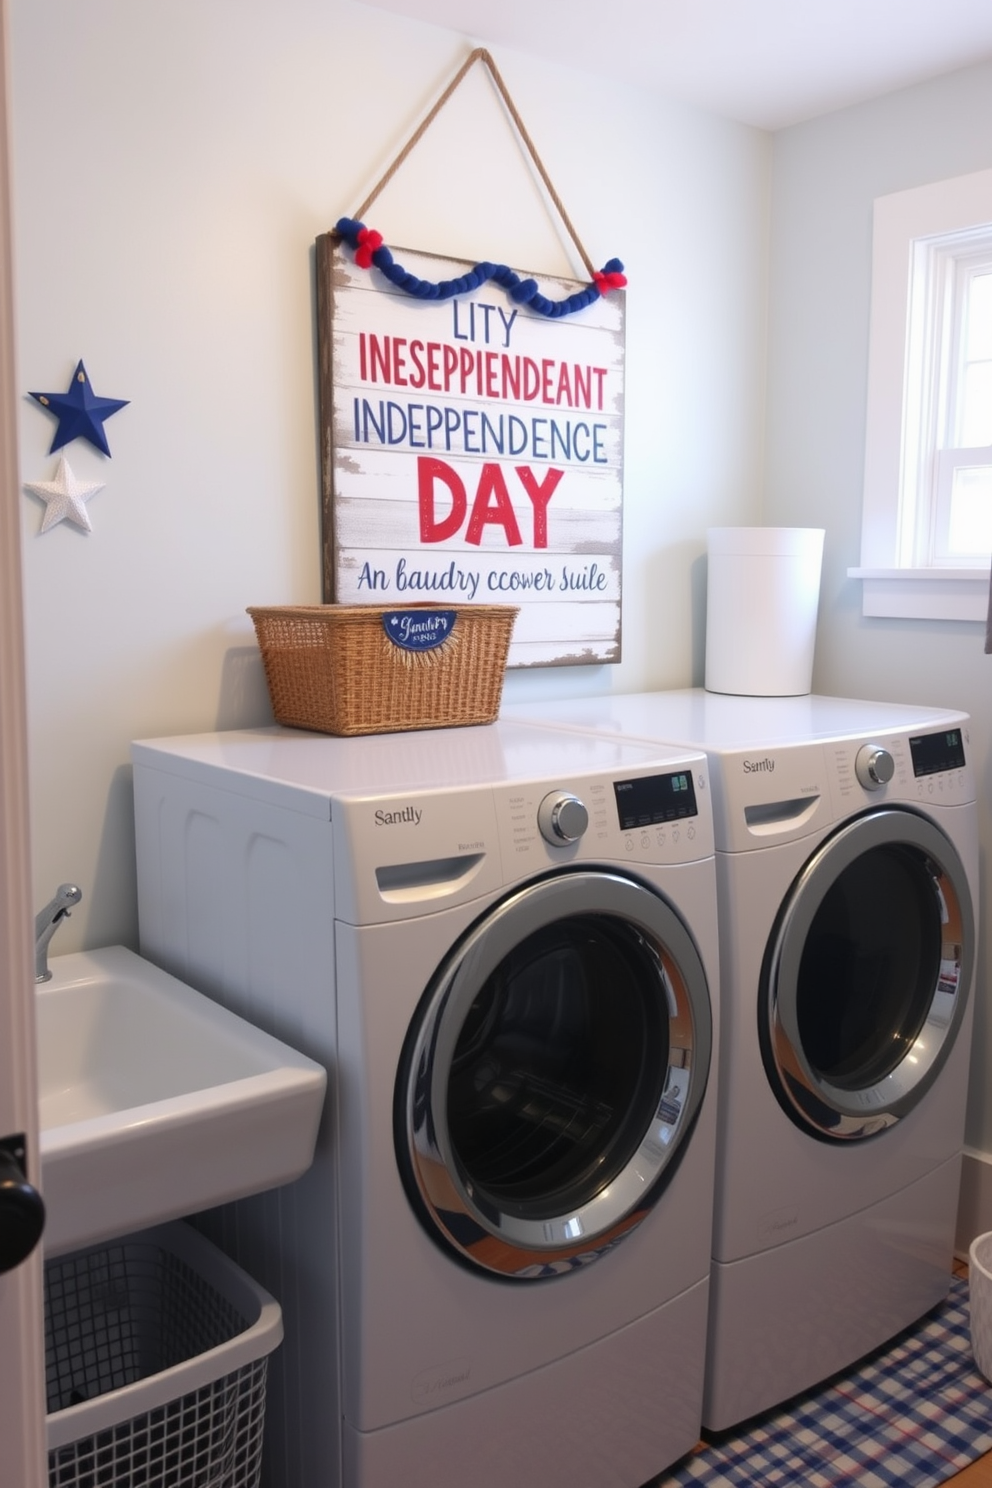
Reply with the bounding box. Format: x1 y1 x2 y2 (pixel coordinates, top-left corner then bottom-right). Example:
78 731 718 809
45 1221 282 1488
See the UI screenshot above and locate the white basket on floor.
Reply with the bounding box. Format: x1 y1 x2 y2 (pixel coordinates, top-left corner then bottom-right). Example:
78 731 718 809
969 1231 992 1381
45 1220 282 1488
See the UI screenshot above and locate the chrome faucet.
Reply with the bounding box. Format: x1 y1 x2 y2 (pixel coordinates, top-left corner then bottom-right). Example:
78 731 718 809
35 884 82 983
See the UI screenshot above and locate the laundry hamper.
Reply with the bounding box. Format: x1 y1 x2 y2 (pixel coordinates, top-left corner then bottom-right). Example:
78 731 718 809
970 1231 992 1382
45 1221 282 1488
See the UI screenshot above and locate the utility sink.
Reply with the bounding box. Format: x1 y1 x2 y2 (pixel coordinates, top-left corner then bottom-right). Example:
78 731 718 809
37 946 326 1256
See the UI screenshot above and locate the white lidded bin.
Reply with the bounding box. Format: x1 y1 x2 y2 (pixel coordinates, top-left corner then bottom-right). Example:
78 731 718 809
969 1231 992 1381
705 527 825 696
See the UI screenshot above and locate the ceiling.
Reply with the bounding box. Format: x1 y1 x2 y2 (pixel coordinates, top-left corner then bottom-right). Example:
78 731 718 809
357 0 992 131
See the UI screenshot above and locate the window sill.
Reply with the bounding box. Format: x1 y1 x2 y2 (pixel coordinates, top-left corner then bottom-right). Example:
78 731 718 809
847 566 989 621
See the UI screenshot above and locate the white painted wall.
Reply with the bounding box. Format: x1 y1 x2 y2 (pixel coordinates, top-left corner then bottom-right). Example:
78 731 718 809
764 60 992 1153
8 0 769 953
11 6 992 1164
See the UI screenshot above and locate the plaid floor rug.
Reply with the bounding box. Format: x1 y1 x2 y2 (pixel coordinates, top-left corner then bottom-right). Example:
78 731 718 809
656 1278 992 1488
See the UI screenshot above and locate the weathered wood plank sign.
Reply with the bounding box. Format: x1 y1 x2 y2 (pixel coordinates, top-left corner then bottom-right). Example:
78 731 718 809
316 235 625 667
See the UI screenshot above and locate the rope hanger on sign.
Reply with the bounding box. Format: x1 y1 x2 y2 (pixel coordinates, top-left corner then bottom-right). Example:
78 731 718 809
334 47 626 320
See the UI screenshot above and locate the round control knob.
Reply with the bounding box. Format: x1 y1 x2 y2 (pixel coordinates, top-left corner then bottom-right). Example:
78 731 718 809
538 791 589 845
855 744 895 791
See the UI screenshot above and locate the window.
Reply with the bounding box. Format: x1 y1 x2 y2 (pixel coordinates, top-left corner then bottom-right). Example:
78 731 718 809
853 168 992 620
907 236 992 567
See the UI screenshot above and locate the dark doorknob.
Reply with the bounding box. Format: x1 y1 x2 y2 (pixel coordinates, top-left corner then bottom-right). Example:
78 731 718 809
0 1136 45 1274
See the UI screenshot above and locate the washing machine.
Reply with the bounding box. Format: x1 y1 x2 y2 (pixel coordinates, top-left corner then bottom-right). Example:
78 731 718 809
502 689 978 1429
131 718 721 1488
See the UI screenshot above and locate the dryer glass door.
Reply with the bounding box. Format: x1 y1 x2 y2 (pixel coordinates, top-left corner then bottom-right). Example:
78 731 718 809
396 870 712 1278
761 808 974 1141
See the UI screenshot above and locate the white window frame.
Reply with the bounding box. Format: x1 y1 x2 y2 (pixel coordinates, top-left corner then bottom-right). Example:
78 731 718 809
851 167 992 620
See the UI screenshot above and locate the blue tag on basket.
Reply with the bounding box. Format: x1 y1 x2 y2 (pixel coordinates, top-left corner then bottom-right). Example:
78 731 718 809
383 609 457 651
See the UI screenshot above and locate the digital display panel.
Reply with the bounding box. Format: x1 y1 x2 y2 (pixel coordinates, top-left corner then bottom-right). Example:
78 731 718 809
614 772 698 830
909 729 966 777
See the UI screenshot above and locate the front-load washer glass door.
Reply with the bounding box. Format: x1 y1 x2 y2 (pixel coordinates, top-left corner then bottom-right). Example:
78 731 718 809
760 807 974 1141
395 870 712 1279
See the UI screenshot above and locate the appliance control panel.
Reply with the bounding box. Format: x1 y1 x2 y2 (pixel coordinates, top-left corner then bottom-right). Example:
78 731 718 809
336 758 713 922
717 714 973 851
495 761 713 871
829 724 973 811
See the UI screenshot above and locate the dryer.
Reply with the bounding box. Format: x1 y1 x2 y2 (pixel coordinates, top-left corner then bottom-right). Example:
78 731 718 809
131 719 721 1488
502 690 978 1429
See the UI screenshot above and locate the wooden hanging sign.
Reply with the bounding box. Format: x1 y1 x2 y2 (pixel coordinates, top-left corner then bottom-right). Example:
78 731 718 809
316 235 625 667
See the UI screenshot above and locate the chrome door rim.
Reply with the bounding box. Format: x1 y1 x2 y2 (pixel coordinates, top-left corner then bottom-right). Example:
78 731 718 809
762 808 973 1141
397 870 713 1278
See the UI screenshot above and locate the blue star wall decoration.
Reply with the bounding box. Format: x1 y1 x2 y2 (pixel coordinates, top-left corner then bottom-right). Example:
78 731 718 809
29 359 129 456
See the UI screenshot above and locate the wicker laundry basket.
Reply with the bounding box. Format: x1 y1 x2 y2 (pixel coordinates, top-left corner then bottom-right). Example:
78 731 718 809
247 603 518 736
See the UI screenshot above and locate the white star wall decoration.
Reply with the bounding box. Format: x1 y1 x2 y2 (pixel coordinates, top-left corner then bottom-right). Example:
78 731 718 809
24 454 104 533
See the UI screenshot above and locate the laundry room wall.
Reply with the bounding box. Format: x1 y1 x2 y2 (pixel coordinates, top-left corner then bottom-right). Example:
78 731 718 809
8 0 769 955
760 60 992 1203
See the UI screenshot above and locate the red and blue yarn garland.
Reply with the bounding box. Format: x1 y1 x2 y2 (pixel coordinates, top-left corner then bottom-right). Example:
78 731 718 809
335 218 626 319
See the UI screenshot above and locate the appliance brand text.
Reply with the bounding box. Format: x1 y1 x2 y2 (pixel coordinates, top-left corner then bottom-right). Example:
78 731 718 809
374 806 422 826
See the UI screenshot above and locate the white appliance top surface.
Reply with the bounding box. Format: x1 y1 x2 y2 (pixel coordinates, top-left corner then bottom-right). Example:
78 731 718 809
132 720 705 800
504 689 969 751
